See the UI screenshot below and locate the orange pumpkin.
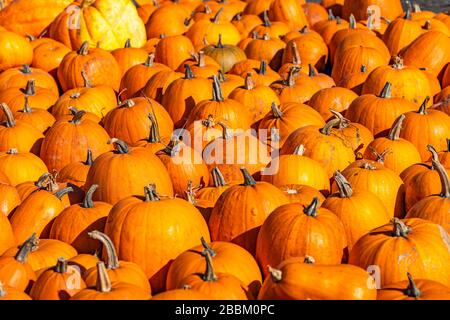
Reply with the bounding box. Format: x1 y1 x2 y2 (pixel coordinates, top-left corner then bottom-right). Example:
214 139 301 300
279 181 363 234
111 39 149 76
0 148 47 186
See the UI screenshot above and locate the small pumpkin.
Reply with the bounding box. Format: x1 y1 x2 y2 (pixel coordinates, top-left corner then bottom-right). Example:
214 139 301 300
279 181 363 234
268 0 309 30
244 33 286 71
57 149 94 188
154 34 195 70
0 64 59 94
13 97 56 133
202 34 247 73
111 39 149 76
308 86 359 121
383 11 424 56
0 148 47 186
0 31 33 71
337 64 369 95
251 10 290 39
279 184 326 205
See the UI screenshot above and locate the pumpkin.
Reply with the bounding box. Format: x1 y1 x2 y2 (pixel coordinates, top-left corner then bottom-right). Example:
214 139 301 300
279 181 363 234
0 234 36 291
308 87 359 121
0 183 20 218
268 0 309 30
70 262 150 300
133 0 158 23
251 10 290 39
216 71 245 98
49 0 146 50
342 0 403 22
52 71 117 121
161 65 212 127
303 2 329 27
243 0 272 16
232 13 263 39
0 210 15 255
133 113 170 153
154 34 195 70
337 64 369 95
405 146 450 232
398 97 450 161
346 82 418 137
2 235 78 272
156 140 210 198
0 31 33 71
104 184 210 293
57 149 94 188
0 103 44 155
271 67 322 104
83 231 151 293
180 51 220 79
279 184 326 205
111 39 149 76
336 159 405 218
280 117 356 178
258 256 377 300
349 218 450 287
85 139 173 204
320 0 344 17
145 3 191 39
202 34 247 73
179 250 250 300
364 115 422 175
186 76 252 130
362 57 433 107
244 33 286 71
0 149 48 186
13 97 56 133
48 185 111 254
282 26 323 44
9 186 73 243
431 138 450 167
31 39 71 76
258 196 347 275
57 41 122 92
0 282 32 300
401 31 450 77
141 69 184 103
378 273 450 300
262 145 330 194
383 11 424 56
151 287 212 300
167 238 261 296
0 64 59 94
314 15 349 45
277 41 305 79
103 97 173 146
209 167 289 255
306 64 336 89
40 110 112 172
29 257 86 300
323 171 391 250
68 254 99 276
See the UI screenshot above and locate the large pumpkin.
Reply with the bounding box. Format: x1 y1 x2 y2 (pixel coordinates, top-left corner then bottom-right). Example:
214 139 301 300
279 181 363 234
0 148 48 186
104 184 210 294
383 11 424 56
49 0 147 50
0 30 33 71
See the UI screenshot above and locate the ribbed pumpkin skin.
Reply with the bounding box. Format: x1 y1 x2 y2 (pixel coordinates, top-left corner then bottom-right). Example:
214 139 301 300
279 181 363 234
378 278 450 300
49 0 146 51
154 35 195 70
382 18 423 56
0 66 59 94
269 0 309 30
256 202 347 276
342 0 403 22
104 195 210 294
203 43 247 73
258 258 377 300
209 180 289 255
0 256 36 292
308 87 358 121
349 218 450 287
0 150 48 186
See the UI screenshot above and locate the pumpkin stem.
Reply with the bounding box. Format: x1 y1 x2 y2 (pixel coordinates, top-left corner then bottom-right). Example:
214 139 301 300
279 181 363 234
262 33 270 41
70 110 86 124
244 72 255 90
404 273 421 298
88 231 120 269
212 76 224 102
334 171 353 198
304 256 316 264
1 103 16 128
54 257 68 274
418 96 430 115
263 10 271 27
428 145 450 198
148 113 162 143
216 34 224 49
349 14 356 29
200 236 217 257
369 147 391 164
202 251 218 282
447 138 450 152
144 53 155 67
267 266 282 282
290 42 301 65
144 184 160 202
286 66 300 87
124 39 131 48
388 114 405 140
19 80 36 97
391 218 411 238
240 167 256 186
362 162 377 170
20 64 32 74
211 167 227 187
85 149 94 165
319 117 341 136
198 51 207 68
304 197 320 217
54 187 73 200
184 64 195 79
217 70 227 82
271 102 284 118
217 121 233 140
6 148 18 155
0 282 6 298
293 145 305 156
259 60 267 75
212 7 224 23
405 9 412 20
392 56 404 70
15 233 37 263
201 114 216 128
82 184 98 209
95 262 112 293
78 41 90 55
204 4 212 14
308 64 316 77
361 65 367 73
327 9 336 21
330 109 350 129
336 16 342 25
379 82 392 98
22 96 32 113
108 138 129 154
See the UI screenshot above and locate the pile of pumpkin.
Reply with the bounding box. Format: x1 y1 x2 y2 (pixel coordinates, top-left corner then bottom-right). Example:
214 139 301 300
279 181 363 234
0 0 449 301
